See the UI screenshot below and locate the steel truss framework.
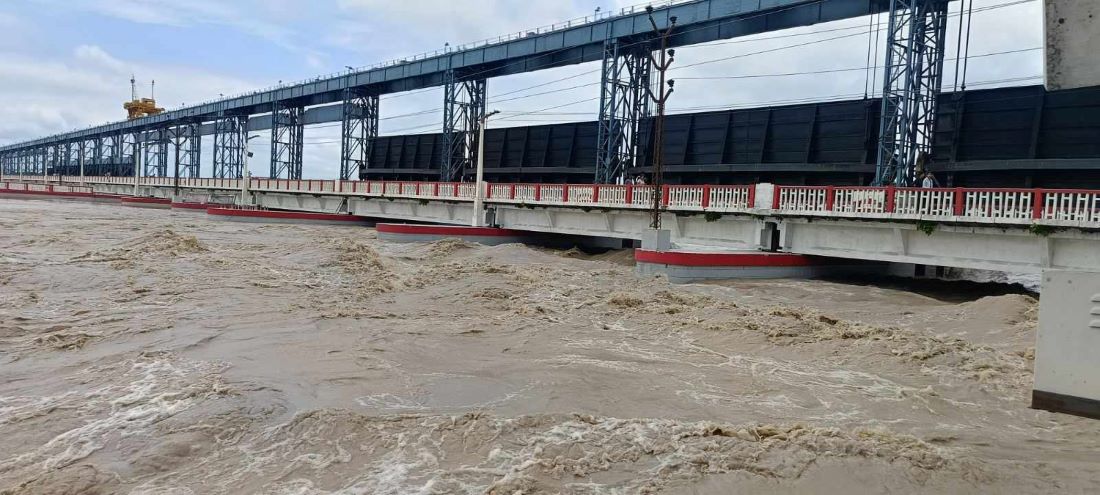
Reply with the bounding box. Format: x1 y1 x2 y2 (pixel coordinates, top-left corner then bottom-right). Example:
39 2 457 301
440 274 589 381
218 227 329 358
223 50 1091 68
144 127 170 177
340 87 379 181
442 70 486 182
213 115 248 179
874 0 949 186
171 123 202 178
90 137 103 169
596 38 652 184
270 101 304 180
67 141 82 174
118 132 136 176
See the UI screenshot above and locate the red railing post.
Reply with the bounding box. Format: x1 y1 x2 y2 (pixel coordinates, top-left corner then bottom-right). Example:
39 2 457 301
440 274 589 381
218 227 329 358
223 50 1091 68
1032 189 1044 220
453 183 459 197
592 185 600 203
772 186 782 210
625 184 633 205
953 187 965 216
701 185 711 209
486 183 492 199
746 185 756 210
662 185 670 207
885 185 896 213
562 185 570 203
510 183 516 200
825 185 835 211
433 183 440 197
535 184 542 202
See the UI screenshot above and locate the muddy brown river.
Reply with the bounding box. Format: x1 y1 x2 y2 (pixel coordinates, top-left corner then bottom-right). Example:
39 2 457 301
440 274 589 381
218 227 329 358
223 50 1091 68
1 197 1098 494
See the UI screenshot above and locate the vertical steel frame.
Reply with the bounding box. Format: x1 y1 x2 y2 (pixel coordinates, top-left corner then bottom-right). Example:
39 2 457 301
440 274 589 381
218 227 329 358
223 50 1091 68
596 39 652 184
144 127 170 177
173 122 202 178
213 115 247 179
874 0 949 186
119 132 136 176
340 87 379 181
270 100 304 179
441 70 486 182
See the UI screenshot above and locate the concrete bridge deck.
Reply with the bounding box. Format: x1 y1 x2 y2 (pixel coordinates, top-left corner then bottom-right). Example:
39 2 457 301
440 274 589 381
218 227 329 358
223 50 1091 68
4 175 1100 275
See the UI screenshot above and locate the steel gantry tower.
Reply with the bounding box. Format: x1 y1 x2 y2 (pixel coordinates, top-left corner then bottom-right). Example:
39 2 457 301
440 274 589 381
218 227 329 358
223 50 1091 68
144 127 170 177
271 100 304 180
213 114 248 179
340 87 379 181
442 70 487 182
171 122 201 178
596 38 652 184
874 0 950 186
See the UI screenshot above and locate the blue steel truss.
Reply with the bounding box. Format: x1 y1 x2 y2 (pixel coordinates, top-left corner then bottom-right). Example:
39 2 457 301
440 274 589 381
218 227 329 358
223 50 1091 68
596 38 652 184
442 71 486 181
270 101 304 180
874 0 949 186
213 115 247 179
340 88 379 180
144 128 170 177
173 123 201 178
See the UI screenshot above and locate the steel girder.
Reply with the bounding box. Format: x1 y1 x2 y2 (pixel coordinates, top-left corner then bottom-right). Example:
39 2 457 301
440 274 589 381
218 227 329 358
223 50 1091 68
874 0 949 186
596 39 652 184
270 101 304 179
213 115 247 179
441 70 486 182
340 87 379 181
144 127 170 177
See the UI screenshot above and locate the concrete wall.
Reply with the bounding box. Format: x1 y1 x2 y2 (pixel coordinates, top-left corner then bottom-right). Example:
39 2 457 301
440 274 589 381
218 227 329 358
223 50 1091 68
1032 270 1100 419
1045 0 1100 90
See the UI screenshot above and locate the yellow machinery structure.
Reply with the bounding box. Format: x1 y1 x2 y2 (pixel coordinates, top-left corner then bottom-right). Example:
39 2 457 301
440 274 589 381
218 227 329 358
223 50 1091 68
124 76 165 120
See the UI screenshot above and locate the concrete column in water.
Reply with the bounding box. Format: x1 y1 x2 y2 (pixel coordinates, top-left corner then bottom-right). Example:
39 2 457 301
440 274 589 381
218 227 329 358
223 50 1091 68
1032 270 1100 419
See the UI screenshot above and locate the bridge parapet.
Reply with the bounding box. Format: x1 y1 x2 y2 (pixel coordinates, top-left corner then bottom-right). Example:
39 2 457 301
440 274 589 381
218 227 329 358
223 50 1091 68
5 176 1100 230
775 185 1100 228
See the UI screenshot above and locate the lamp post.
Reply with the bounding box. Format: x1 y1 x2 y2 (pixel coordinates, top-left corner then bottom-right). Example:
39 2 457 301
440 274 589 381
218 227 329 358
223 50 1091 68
240 134 260 206
472 109 500 227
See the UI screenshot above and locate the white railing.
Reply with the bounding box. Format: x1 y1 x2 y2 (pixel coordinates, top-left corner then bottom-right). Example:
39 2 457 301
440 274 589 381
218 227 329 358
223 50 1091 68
894 188 955 217
833 188 887 214
775 186 828 213
8 178 1100 228
1041 190 1100 223
961 189 1034 220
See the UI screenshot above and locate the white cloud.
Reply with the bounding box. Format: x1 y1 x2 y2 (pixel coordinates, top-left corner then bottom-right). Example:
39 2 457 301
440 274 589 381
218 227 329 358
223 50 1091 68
0 44 259 144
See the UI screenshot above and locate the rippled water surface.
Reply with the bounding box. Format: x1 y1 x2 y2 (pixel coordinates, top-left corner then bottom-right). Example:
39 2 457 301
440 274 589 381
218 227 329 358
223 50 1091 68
1 197 1098 494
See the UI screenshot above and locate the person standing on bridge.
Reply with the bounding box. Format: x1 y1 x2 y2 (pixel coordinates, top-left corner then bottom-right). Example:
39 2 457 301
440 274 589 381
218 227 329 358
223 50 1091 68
922 172 938 189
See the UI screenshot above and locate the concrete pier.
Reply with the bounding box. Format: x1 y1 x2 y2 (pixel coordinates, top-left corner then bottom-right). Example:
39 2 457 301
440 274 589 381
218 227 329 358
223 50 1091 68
1044 0 1100 90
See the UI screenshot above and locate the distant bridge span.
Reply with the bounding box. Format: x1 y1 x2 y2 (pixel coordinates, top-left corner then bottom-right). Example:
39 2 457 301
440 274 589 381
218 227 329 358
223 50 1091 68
0 0 897 151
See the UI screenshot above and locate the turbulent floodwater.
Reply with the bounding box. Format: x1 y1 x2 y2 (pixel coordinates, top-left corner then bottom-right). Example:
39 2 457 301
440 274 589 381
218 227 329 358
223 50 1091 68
1 197 1099 494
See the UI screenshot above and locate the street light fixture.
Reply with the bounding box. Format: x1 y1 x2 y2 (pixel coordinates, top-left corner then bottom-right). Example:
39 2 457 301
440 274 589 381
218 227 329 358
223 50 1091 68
472 109 501 227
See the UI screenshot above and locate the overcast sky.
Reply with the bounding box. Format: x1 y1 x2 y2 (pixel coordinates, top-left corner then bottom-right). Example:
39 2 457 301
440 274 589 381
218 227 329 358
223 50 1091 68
0 0 1043 178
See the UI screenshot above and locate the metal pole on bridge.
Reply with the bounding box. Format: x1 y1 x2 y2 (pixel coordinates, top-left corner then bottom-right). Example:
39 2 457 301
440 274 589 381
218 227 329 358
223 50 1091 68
645 6 676 230
240 134 260 206
133 143 142 196
472 109 500 227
